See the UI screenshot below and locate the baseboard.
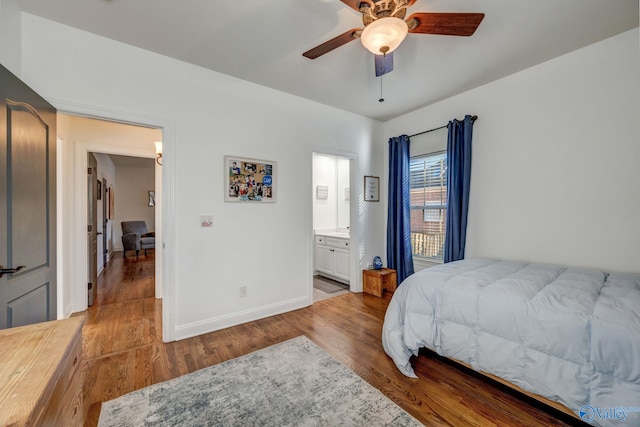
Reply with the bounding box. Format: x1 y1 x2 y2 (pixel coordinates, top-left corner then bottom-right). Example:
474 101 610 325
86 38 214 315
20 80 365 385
174 296 311 341
98 251 117 275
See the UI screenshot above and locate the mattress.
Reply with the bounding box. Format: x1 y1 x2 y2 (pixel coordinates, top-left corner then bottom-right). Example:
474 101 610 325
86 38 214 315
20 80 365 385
382 259 640 425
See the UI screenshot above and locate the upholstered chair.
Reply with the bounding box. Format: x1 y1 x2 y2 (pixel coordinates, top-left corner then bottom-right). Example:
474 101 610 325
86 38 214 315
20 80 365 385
121 221 155 258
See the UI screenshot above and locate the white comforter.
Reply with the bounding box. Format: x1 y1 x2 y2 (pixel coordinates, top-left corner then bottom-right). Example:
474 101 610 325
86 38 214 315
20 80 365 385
382 259 640 423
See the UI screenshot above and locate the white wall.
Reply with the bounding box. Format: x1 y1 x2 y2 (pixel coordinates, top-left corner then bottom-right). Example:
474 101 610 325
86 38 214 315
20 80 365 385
0 0 21 74
113 163 155 252
385 28 640 274
19 13 385 339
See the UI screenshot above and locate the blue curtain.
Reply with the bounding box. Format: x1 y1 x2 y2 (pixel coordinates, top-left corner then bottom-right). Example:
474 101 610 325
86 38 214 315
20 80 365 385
387 135 414 283
444 115 474 263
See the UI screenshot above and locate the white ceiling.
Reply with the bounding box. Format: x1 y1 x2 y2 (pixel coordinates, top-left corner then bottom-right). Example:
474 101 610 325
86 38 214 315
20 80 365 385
17 0 639 122
109 154 154 169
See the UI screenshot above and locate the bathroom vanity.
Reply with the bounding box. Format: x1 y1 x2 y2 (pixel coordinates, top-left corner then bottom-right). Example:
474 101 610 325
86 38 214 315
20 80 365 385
314 231 350 284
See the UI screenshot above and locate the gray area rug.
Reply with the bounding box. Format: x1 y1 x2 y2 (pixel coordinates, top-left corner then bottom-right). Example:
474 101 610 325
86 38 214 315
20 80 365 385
313 275 349 294
98 336 422 427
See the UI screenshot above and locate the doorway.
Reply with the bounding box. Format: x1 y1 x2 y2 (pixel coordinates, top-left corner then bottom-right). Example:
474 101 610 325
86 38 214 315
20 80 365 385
88 152 98 306
59 113 163 316
311 152 356 302
87 151 157 307
102 177 109 266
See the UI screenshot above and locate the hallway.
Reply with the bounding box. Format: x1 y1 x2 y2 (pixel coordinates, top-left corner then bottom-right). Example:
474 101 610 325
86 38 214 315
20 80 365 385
82 252 162 426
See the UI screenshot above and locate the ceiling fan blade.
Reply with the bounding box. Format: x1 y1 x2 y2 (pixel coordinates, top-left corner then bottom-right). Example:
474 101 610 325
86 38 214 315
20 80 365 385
303 28 361 59
375 53 393 77
406 13 485 36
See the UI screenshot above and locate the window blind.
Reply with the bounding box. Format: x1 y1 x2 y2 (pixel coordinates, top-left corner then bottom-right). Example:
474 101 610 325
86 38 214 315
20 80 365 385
409 151 447 262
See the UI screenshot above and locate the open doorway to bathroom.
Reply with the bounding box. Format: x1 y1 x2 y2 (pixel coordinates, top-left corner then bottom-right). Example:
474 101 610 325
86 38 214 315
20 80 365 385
312 153 351 302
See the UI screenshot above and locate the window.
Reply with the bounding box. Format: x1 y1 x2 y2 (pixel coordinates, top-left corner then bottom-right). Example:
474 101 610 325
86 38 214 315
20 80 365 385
410 151 447 262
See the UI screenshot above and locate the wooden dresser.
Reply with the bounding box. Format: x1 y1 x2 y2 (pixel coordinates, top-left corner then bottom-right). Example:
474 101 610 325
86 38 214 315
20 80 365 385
0 316 85 427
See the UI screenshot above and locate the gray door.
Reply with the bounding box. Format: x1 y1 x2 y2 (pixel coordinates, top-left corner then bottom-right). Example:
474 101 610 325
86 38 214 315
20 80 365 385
0 64 57 329
102 178 108 265
87 153 98 306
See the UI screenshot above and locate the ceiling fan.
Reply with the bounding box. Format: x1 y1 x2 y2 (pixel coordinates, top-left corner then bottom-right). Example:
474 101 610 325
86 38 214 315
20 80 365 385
303 0 484 64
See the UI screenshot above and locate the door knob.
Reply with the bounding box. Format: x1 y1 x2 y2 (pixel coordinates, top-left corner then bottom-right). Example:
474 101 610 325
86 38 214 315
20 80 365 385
0 265 25 278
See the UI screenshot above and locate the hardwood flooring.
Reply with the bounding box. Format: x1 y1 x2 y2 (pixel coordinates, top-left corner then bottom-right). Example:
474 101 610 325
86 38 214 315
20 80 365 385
82 253 582 426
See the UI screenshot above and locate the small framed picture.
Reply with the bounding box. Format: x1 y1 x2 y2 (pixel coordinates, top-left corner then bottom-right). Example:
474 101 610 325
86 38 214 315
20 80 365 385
97 180 102 200
316 185 329 200
364 176 379 202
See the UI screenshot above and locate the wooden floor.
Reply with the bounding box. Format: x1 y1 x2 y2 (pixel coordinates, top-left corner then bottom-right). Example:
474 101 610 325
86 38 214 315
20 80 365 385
82 253 581 427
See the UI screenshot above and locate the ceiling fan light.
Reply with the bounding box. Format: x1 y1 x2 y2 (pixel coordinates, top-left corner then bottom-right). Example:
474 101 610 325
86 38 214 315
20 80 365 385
360 17 408 55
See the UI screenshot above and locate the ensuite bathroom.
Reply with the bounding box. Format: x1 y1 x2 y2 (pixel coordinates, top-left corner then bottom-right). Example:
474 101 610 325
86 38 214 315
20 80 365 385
312 153 352 300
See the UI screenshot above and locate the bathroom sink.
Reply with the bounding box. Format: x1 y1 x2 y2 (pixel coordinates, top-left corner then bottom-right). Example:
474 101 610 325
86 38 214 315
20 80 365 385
319 231 350 239
330 232 349 239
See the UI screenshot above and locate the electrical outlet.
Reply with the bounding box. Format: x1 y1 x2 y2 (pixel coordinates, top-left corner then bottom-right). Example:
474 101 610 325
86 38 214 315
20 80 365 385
239 285 247 298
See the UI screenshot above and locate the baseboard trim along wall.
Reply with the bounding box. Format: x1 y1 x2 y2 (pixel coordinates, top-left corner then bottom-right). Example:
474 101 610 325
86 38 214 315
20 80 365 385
174 296 310 341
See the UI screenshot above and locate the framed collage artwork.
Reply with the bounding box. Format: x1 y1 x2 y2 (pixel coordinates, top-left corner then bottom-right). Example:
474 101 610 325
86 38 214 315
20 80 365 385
224 156 276 203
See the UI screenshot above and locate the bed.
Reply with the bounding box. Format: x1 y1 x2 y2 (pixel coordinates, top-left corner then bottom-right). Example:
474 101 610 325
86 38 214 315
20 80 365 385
382 258 640 425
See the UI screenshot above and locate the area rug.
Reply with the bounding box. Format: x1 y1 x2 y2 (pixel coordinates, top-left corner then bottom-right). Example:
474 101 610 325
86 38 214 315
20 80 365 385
313 275 349 294
98 336 422 426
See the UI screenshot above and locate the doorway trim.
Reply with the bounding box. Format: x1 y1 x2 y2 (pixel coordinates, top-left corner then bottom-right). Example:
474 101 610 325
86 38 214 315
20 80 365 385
53 99 176 342
306 146 361 302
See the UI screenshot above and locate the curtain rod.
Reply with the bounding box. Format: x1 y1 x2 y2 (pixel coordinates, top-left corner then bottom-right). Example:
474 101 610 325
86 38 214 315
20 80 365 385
409 115 478 138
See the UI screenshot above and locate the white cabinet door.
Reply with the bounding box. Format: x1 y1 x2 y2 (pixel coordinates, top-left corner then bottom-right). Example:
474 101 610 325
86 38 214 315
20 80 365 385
316 245 334 275
333 249 350 282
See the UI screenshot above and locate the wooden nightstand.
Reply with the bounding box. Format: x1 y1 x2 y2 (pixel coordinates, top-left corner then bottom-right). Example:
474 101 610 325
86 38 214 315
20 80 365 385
363 268 397 297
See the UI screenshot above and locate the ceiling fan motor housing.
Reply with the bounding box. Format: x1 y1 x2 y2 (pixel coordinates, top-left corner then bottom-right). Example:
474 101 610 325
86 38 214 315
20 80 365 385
361 0 409 26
